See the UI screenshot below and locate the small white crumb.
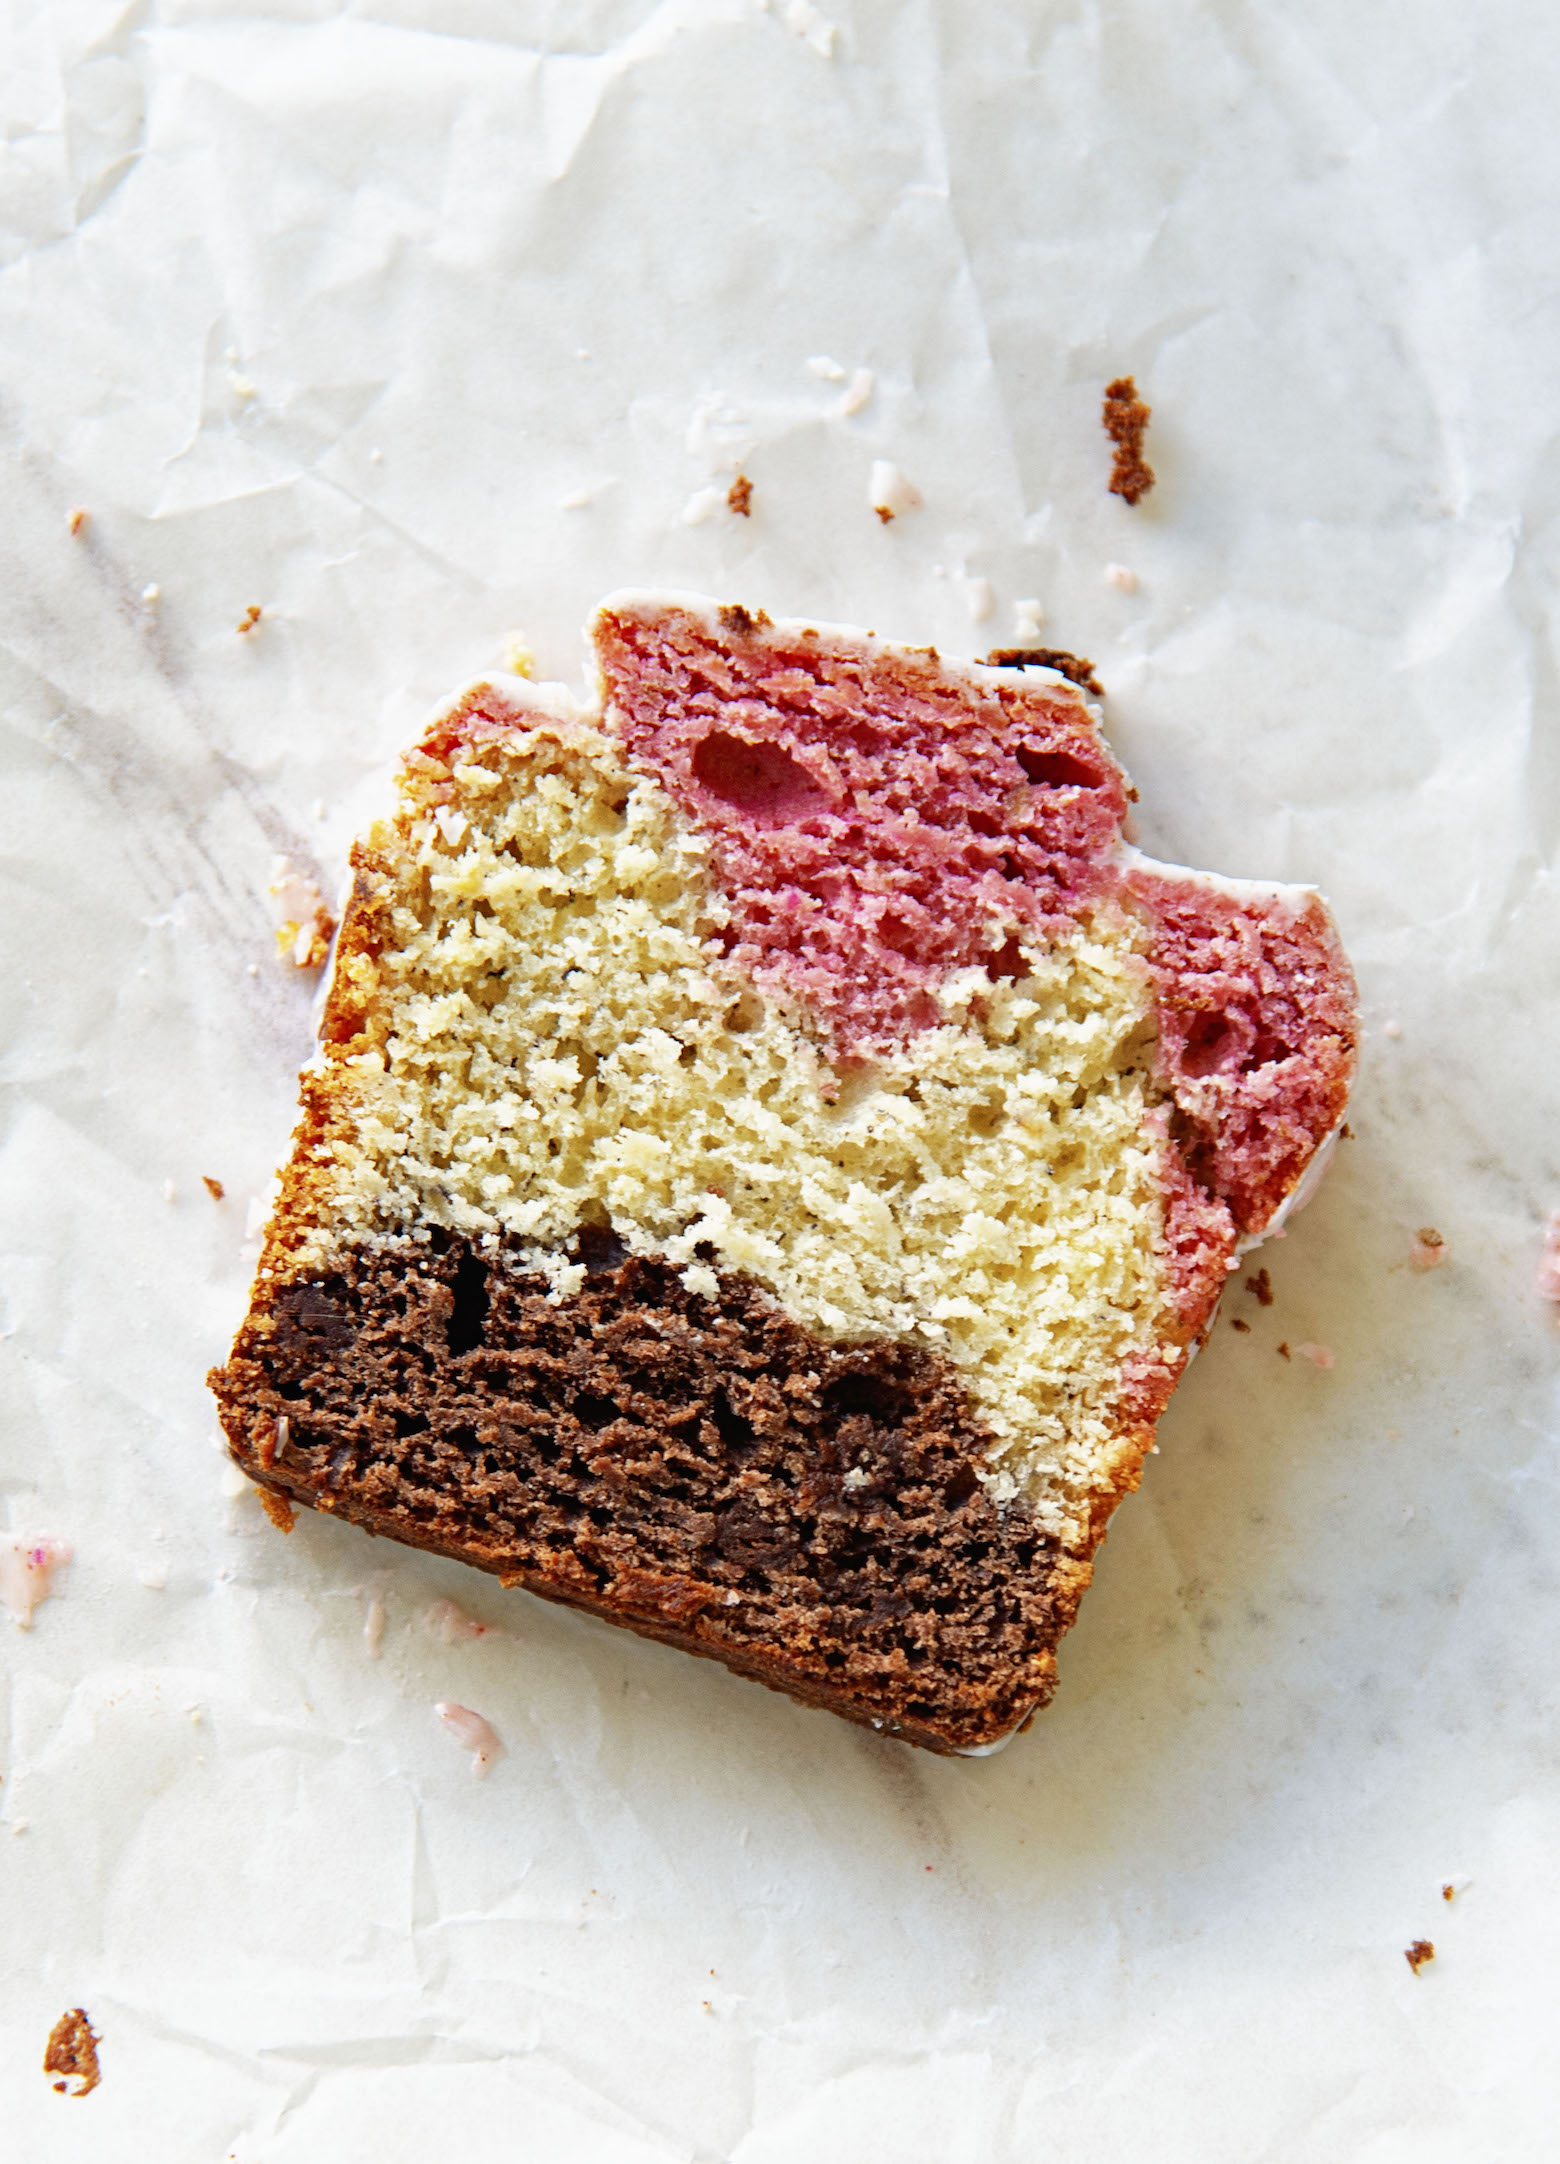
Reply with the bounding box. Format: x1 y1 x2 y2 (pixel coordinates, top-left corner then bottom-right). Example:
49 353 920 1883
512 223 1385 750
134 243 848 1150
559 488 592 510
723 1589 741 1605
141 582 161 605
161 1179 177 1204
1012 598 1046 640
679 1262 720 1299
435 1701 504 1777
433 805 468 847
574 347 591 361
806 355 847 382
963 576 995 625
1104 562 1139 594
839 367 875 417
368 446 383 463
681 485 726 526
1409 1228 1448 1272
0 1536 73 1628
842 1466 870 1492
363 1595 386 1658
869 460 921 522
1538 1212 1560 1302
1382 1019 1402 1039
246 961 259 977
310 798 326 822
139 1563 168 1591
228 370 256 401
291 921 316 967
1295 1341 1335 1370
778 0 838 56
220 1462 250 1499
502 633 537 679
428 1597 492 1644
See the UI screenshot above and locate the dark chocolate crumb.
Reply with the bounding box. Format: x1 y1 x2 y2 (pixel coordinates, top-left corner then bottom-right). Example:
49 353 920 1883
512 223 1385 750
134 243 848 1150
202 1175 226 1201
1103 376 1154 505
237 604 263 635
1405 1939 1435 1975
1276 1341 1291 1360
1229 1317 1251 1334
44 2009 100 2097
726 474 753 517
874 505 895 524
258 1488 296 1534
1340 1123 1355 1140
1245 1267 1274 1307
1441 1883 1455 1902
983 648 1104 697
718 604 756 635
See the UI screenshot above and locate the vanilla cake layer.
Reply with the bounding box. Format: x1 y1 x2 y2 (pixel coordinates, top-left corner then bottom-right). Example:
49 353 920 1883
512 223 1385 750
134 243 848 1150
211 596 1357 1753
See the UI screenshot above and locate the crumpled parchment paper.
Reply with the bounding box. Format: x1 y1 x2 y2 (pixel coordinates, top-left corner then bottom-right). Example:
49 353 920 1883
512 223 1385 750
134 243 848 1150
3 3 1559 2157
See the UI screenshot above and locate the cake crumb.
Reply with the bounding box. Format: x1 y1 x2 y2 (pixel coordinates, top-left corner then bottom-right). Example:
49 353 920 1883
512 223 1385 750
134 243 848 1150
726 474 753 517
237 604 262 635
1103 376 1154 505
1404 1939 1435 1975
1230 1317 1251 1333
839 367 875 417
428 1596 491 1644
363 1594 386 1657
141 582 160 605
1277 1340 1291 1360
806 355 847 382
681 485 725 526
68 508 88 537
435 1701 505 1777
43 2008 100 2097
1295 1341 1334 1369
1245 1267 1274 1307
963 576 995 624
1537 1213 1560 1302
1382 1018 1402 1039
257 1488 296 1534
1012 598 1046 641
1 1537 73 1628
869 460 920 523
1103 562 1139 593
202 1175 226 1201
1410 1227 1447 1271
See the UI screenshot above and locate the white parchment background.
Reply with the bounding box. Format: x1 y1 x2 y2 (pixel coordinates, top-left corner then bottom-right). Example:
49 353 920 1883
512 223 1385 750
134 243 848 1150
4 3 1559 2157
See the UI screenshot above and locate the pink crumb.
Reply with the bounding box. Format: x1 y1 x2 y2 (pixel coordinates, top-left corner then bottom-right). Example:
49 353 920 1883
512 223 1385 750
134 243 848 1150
427 1597 492 1644
1410 1227 1448 1272
435 1701 504 1776
1538 1214 1560 1303
1295 1341 1335 1370
0 1537 73 1628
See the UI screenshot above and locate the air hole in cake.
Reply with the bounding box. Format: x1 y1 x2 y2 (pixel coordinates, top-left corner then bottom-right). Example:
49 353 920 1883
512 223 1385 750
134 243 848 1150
983 936 1028 983
393 1409 429 1439
822 1371 911 1425
711 1386 759 1458
724 990 764 1034
875 912 925 959
1016 745 1101 792
447 1252 490 1355
571 1393 622 1432
968 1097 1005 1138
1179 1009 1240 1078
944 1464 982 1510
573 1214 628 1273
690 730 833 823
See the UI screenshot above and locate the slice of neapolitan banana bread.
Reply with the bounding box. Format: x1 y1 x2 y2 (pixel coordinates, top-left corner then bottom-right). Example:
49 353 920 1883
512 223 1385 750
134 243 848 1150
209 594 1356 1755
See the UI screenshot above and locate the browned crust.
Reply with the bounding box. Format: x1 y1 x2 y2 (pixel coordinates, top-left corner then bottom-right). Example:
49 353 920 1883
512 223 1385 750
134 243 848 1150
1103 375 1155 505
44 2009 100 2097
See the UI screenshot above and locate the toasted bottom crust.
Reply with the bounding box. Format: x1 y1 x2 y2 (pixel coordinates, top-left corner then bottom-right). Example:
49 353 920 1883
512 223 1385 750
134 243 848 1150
208 1235 1125 1754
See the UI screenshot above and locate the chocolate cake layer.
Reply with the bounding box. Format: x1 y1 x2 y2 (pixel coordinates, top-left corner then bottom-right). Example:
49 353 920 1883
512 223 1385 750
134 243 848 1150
211 1234 1092 1754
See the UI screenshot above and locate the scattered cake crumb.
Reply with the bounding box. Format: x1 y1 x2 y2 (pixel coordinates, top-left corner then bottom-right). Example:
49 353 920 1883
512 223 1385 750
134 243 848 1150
776 0 838 57
1230 1317 1251 1333
839 367 875 417
141 582 160 605
237 605 262 635
363 1594 386 1658
1012 598 1045 641
869 460 920 522
963 576 995 624
558 489 592 510
1277 1341 1292 1360
257 1488 295 1534
1410 1227 1447 1271
681 485 725 526
1295 1341 1334 1369
806 355 847 381
1 1537 73 1628
1537 1213 1560 1303
1103 562 1139 593
1441 1873 1470 1900
68 508 88 537
202 1175 225 1201
1382 1018 1402 1039
726 474 753 517
428 1596 491 1644
161 1180 176 1203
1245 1267 1274 1306
1102 376 1154 505
1404 1939 1435 1975
43 2008 100 2097
435 1701 505 1776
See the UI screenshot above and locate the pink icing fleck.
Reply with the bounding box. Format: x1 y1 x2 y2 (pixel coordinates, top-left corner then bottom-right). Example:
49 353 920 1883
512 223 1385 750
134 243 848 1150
594 602 1128 1056
428 1597 492 1644
1538 1214 1560 1302
1295 1341 1335 1370
434 1701 504 1777
0 1535 72 1629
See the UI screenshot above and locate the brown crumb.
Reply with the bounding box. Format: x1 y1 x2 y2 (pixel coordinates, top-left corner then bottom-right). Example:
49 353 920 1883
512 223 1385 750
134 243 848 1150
1245 1267 1274 1307
258 1487 296 1534
1230 1317 1251 1334
1442 1883 1456 1902
1277 1341 1291 1360
1405 1939 1435 1975
44 2008 100 2097
726 474 753 517
67 508 88 537
983 647 1104 697
718 603 756 635
202 1175 226 1202
1103 376 1155 505
1417 1227 1443 1247
237 604 262 635
874 505 895 524
1340 1123 1355 1140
